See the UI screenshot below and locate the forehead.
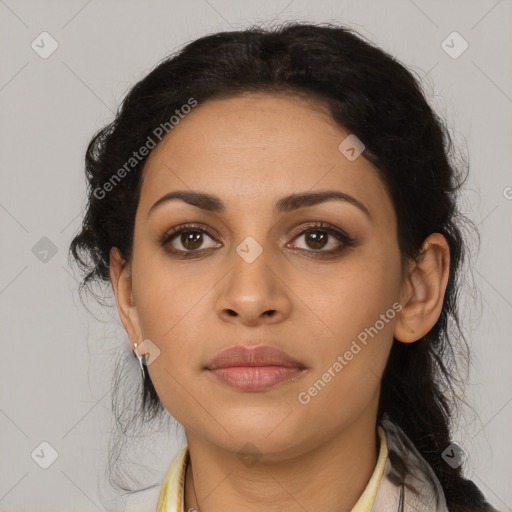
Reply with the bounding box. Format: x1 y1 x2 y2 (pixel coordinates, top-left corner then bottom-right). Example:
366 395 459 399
138 92 393 219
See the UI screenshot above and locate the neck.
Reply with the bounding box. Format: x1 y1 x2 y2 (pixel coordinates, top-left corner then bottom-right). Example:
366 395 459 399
183 412 380 512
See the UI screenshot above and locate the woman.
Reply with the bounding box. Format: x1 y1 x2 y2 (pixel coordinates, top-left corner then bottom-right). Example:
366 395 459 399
69 22 499 512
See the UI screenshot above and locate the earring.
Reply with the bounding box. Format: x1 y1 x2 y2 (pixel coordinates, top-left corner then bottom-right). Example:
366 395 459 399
132 342 146 381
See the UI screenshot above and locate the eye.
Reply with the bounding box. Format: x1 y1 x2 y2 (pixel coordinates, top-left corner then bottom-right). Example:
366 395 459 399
160 223 221 257
160 221 356 259
288 221 356 255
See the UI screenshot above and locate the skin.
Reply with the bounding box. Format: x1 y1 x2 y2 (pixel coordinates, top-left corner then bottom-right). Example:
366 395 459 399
109 92 450 512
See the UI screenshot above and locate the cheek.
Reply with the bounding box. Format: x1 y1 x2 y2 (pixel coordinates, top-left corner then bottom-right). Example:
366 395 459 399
300 249 401 346
134 279 202 424
294 296 395 432
292 250 400 402
130 258 216 376
132 248 202 339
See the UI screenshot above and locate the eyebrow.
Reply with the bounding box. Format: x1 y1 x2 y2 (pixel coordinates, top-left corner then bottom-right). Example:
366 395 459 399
147 190 370 219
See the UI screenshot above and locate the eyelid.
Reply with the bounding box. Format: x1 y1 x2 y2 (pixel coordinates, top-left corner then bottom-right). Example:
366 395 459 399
286 221 356 250
287 220 353 240
161 221 218 238
160 222 220 247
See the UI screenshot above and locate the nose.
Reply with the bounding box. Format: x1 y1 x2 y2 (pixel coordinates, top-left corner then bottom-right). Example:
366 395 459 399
215 246 292 327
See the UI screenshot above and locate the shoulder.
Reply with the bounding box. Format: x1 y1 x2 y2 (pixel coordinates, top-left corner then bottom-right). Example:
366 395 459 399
376 418 501 512
375 418 450 511
124 445 188 512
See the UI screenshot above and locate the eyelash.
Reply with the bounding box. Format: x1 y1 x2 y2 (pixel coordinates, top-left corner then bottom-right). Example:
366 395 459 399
159 221 357 259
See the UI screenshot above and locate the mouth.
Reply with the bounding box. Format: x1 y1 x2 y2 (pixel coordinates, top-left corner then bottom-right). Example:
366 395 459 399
207 366 306 391
205 344 307 392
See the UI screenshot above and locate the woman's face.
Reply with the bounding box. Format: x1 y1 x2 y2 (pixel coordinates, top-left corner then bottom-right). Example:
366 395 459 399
118 92 407 458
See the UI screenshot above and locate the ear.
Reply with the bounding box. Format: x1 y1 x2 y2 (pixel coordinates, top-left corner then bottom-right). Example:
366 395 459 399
110 247 143 349
394 233 450 343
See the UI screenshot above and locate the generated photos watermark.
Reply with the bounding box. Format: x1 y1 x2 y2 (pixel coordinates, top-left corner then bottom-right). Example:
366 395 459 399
93 97 198 200
297 301 403 405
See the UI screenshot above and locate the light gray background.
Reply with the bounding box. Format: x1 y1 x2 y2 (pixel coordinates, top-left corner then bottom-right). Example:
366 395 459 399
1 1 511 511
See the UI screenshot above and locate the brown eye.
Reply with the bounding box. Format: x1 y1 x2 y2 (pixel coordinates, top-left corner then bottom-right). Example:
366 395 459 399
288 222 357 256
160 224 221 256
179 231 204 251
302 230 329 250
168 230 218 252
292 228 339 251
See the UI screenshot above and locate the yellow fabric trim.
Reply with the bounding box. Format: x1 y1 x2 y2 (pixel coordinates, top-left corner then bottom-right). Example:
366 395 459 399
156 445 189 512
351 425 388 511
156 425 387 512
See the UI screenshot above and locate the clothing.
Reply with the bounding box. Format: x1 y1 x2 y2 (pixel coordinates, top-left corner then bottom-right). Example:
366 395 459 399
156 425 387 512
153 418 454 512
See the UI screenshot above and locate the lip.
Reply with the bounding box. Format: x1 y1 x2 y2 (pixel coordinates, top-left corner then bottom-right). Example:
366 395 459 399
206 345 305 370
205 345 307 392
